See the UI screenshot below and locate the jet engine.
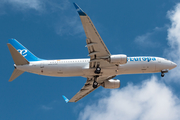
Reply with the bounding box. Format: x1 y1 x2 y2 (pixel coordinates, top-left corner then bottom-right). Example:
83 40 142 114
102 79 120 89
109 54 127 64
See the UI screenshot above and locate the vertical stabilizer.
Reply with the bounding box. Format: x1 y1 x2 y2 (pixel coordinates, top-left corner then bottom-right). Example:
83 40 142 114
9 69 24 82
8 39 43 61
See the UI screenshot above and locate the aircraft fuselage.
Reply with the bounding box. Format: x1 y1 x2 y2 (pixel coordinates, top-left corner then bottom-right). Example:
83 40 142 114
16 56 177 79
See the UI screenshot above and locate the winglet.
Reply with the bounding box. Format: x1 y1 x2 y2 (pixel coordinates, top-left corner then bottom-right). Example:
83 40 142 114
73 3 86 16
62 95 69 103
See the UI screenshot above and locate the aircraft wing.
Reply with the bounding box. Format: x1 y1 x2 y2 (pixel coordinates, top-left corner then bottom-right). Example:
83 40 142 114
73 3 112 68
68 3 117 103
68 76 115 102
68 78 100 102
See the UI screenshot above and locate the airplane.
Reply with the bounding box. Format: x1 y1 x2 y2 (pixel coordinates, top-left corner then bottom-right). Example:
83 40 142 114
7 3 177 103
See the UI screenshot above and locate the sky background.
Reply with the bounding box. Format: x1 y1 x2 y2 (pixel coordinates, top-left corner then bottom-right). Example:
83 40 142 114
1 0 180 120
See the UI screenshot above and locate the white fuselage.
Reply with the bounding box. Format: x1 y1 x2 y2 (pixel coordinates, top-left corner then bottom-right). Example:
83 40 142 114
16 56 177 78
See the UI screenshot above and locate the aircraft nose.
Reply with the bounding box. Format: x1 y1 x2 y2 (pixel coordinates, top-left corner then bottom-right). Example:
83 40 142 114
171 62 177 69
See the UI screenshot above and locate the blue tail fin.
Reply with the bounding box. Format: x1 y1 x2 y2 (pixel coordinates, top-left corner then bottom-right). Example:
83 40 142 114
8 39 43 61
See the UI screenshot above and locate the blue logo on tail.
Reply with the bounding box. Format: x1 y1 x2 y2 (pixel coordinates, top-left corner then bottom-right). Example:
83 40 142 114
8 39 44 61
17 49 28 57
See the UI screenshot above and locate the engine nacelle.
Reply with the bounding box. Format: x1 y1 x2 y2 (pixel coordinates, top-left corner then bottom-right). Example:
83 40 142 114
110 54 127 64
102 79 120 89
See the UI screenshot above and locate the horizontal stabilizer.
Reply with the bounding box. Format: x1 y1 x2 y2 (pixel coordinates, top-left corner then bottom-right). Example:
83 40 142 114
9 69 24 82
62 95 69 103
7 43 29 65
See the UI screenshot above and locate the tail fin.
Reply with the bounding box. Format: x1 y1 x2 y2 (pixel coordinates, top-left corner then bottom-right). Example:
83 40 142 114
7 43 27 82
8 39 43 62
8 69 24 82
7 39 43 82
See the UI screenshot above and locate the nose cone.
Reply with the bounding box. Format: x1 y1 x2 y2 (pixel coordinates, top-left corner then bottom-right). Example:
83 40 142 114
171 62 177 69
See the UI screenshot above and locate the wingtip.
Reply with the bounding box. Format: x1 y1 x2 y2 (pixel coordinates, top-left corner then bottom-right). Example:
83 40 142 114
62 95 69 103
73 2 78 9
73 3 86 16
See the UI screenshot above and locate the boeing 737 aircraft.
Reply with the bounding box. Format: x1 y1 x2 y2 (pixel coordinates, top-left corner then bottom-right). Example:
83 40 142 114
7 3 177 103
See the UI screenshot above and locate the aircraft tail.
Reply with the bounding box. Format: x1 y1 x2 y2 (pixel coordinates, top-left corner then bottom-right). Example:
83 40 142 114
7 39 43 82
8 69 24 82
8 39 43 62
7 43 29 65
